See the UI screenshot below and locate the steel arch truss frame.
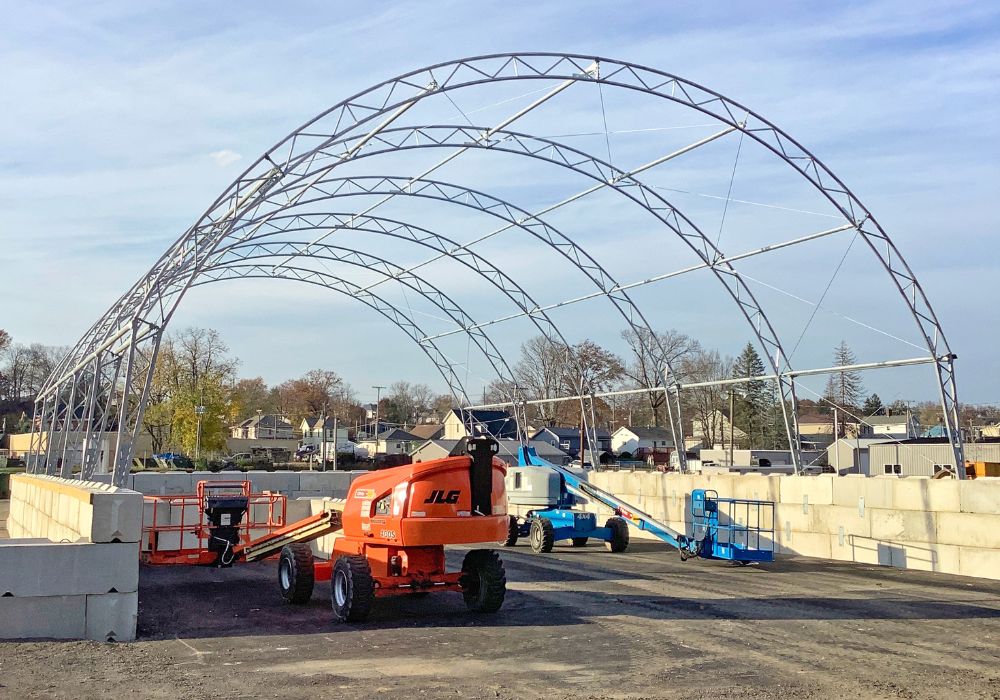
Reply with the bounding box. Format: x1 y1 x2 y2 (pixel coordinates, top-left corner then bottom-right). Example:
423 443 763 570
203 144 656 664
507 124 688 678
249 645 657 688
32 52 961 484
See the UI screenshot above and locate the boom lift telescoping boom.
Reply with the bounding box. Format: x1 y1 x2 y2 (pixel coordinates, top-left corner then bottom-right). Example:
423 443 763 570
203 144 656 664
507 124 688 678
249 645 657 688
516 446 774 563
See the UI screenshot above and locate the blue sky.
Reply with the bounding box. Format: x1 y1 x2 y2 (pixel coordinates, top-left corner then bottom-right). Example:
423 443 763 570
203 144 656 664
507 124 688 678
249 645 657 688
1 1 997 406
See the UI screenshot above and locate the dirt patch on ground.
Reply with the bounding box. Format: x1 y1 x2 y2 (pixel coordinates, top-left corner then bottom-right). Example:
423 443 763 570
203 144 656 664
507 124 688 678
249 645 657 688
2 537 1000 699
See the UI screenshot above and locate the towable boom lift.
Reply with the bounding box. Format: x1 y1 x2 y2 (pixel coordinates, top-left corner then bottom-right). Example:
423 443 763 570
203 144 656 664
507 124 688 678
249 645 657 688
509 446 774 564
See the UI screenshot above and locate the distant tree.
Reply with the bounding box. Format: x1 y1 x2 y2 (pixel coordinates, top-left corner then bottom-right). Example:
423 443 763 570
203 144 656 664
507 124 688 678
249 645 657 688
730 342 772 448
230 377 275 421
680 349 732 448
886 399 909 416
621 328 698 427
862 393 884 417
823 341 864 411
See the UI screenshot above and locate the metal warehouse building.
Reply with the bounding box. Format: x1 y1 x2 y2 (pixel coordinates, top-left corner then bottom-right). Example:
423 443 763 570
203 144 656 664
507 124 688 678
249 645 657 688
869 440 1000 476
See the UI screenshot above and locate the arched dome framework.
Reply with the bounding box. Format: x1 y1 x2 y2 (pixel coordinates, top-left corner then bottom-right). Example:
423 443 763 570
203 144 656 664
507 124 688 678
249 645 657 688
28 53 962 485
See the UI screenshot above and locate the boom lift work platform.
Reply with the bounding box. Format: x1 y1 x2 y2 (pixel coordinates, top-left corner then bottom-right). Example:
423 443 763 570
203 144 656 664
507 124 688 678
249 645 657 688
141 439 511 622
507 447 774 564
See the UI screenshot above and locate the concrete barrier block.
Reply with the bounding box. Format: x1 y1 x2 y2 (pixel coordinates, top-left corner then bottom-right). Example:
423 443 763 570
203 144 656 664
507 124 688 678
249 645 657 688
132 472 193 495
779 475 834 506
958 546 1000 580
775 530 831 558
959 479 1000 515
0 541 138 596
86 591 137 642
88 490 143 543
870 508 937 543
246 471 300 494
729 474 780 502
892 478 960 512
809 505 871 538
937 512 1000 549
285 499 313 523
0 594 87 639
832 475 889 509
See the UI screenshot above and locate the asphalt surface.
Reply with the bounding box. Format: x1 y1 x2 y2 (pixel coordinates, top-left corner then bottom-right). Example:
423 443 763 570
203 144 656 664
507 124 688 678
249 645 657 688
2 531 1000 699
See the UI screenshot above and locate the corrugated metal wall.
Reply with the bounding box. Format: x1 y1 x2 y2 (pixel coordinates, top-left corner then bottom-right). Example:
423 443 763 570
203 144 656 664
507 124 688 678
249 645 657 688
869 443 1000 476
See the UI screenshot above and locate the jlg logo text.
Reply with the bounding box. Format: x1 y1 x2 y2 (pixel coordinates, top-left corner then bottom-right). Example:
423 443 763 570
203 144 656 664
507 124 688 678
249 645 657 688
424 489 460 504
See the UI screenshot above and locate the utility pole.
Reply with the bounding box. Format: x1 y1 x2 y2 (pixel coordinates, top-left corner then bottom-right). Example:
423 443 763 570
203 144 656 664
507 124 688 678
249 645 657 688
332 415 339 472
195 403 206 461
319 403 328 472
372 385 386 446
729 388 735 467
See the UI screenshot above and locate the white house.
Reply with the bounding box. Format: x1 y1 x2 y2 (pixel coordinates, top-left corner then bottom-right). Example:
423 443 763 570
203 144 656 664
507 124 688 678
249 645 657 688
860 414 920 440
230 414 295 440
611 426 673 455
357 428 420 457
299 417 349 447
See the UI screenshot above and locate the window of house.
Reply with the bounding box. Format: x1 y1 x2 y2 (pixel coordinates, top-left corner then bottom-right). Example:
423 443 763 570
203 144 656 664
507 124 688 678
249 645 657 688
560 441 571 449
933 464 952 474
883 464 901 475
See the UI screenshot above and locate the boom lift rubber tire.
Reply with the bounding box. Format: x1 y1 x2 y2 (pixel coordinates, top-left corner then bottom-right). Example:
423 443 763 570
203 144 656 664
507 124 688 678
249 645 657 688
529 517 555 553
571 537 589 547
278 543 316 604
605 517 630 553
502 515 519 547
460 549 506 613
331 555 374 622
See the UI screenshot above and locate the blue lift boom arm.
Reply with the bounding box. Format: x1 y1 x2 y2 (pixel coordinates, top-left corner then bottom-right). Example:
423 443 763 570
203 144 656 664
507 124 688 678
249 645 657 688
518 446 703 556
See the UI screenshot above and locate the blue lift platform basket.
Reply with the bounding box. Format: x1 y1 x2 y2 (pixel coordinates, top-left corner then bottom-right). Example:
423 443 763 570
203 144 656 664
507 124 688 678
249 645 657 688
514 446 775 564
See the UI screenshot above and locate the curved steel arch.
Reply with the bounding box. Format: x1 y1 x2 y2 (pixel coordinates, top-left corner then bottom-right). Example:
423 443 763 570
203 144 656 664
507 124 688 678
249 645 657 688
33 52 961 483
211 174 692 451
201 240 520 393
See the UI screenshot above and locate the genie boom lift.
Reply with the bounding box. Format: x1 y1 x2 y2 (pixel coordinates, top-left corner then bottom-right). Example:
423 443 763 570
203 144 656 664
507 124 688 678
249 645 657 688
507 446 774 564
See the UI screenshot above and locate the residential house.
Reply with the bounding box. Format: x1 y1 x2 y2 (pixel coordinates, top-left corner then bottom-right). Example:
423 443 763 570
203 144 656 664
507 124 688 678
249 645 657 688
408 423 445 441
690 410 747 448
299 417 349 446
861 413 920 440
611 426 673 456
443 409 517 440
230 414 295 440
410 438 571 466
795 412 864 448
357 428 420 457
530 426 611 459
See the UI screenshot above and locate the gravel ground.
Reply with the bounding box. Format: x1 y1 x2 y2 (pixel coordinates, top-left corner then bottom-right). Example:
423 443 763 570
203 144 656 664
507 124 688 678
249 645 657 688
1 529 999 699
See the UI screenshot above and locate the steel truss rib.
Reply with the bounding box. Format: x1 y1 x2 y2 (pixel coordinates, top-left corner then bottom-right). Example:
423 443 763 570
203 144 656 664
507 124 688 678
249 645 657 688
31 52 961 482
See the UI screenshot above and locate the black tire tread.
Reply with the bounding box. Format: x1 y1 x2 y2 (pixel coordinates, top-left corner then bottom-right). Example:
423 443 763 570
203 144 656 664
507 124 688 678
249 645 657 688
332 554 374 622
461 549 506 613
605 516 630 553
279 542 315 605
502 515 519 547
529 517 555 554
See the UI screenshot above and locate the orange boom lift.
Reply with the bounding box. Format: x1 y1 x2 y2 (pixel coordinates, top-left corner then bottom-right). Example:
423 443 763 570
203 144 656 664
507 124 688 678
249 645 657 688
278 437 510 621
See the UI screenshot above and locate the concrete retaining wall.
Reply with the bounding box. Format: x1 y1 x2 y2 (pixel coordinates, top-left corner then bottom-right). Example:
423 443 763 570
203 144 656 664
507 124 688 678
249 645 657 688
112 469 367 498
2 475 141 641
572 471 1000 581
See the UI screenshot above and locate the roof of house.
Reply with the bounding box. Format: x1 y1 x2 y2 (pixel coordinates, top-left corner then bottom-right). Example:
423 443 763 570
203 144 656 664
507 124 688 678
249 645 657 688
302 416 339 429
614 426 673 441
236 414 293 430
532 426 611 440
408 423 445 440
863 414 916 426
450 408 517 438
377 428 420 441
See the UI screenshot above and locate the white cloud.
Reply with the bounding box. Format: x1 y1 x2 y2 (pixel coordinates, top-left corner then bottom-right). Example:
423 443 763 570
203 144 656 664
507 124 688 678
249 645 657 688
209 149 241 167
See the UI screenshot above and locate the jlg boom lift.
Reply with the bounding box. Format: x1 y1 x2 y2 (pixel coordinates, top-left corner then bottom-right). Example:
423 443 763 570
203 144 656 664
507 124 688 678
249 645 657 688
142 438 510 622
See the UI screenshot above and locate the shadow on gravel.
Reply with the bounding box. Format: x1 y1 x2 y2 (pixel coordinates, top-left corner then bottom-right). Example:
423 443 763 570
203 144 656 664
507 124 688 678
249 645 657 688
137 561 592 640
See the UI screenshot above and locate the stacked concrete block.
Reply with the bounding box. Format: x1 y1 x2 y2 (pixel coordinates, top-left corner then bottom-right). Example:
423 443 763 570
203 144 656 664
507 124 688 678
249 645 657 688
583 470 1000 581
2 474 141 641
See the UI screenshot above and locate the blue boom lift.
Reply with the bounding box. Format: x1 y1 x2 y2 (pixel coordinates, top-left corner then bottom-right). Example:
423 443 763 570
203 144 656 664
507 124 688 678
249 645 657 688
505 446 774 564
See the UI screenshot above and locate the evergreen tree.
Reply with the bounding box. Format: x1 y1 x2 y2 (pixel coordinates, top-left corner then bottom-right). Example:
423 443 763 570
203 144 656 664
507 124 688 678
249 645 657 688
731 342 771 447
862 393 884 417
823 340 864 410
